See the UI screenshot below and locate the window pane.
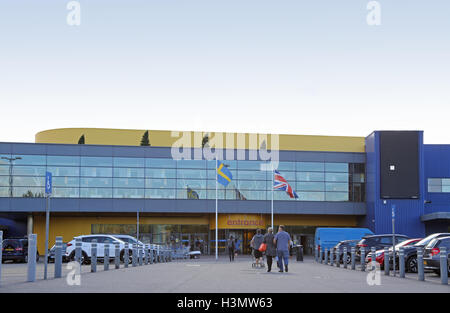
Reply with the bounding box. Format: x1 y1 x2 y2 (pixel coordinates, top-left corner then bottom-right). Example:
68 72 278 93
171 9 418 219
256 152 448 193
113 157 144 168
13 187 44 198
238 170 266 180
12 166 46 176
0 166 8 175
81 157 112 167
12 176 45 187
296 162 324 172
325 163 349 173
325 173 349 182
297 182 325 192
428 178 442 186
113 188 145 199
297 172 324 182
428 185 442 192
325 192 349 201
47 166 80 177
53 187 79 198
442 179 450 186
177 169 208 179
13 155 46 165
0 187 9 197
326 182 348 192
113 178 144 188
0 176 9 187
47 156 80 166
177 188 207 199
298 192 325 201
237 161 264 170
145 168 176 178
0 156 12 166
442 186 450 193
237 180 267 190
145 189 175 199
80 177 112 188
80 188 112 198
145 178 176 189
177 179 206 189
145 158 176 168
53 177 79 187
177 160 207 169
113 167 144 178
277 162 295 171
81 167 112 177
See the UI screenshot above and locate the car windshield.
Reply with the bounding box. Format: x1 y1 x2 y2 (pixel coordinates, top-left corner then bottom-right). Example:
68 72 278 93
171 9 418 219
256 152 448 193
426 238 440 248
414 234 448 247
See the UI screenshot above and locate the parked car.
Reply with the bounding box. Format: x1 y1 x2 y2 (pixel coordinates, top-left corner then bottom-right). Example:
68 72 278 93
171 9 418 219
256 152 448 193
356 234 410 259
315 228 374 257
394 233 450 273
65 235 128 264
1 237 40 263
332 240 359 264
423 236 450 276
366 238 421 269
47 242 69 263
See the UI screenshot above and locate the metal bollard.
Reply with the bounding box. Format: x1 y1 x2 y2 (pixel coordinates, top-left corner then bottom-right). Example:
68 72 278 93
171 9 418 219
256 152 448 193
417 247 424 281
75 237 82 265
91 240 97 273
399 247 405 278
371 247 376 271
104 243 110 271
54 236 63 278
115 243 120 269
315 245 318 262
361 247 366 272
132 243 137 267
330 248 334 266
384 247 390 276
351 247 356 270
0 231 2 286
324 248 328 265
144 244 149 265
319 247 323 264
150 245 154 264
138 244 143 266
343 247 348 269
336 248 340 268
440 247 448 285
27 234 37 282
124 243 129 268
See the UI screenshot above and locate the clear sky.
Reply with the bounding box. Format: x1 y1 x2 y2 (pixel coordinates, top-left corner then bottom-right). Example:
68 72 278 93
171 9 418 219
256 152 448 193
0 0 449 144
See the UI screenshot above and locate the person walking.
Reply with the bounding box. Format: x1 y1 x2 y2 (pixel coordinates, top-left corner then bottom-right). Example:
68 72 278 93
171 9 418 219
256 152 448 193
263 227 276 272
274 225 292 273
227 235 236 262
250 229 264 267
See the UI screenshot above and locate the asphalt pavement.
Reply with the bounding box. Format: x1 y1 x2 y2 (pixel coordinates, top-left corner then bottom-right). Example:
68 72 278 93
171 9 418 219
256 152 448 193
0 256 449 293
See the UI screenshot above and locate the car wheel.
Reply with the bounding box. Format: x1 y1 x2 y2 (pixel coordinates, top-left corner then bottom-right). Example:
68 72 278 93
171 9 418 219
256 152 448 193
406 256 417 273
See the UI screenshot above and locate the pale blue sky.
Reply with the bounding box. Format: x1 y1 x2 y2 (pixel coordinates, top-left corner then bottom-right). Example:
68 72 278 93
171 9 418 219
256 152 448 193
0 0 449 143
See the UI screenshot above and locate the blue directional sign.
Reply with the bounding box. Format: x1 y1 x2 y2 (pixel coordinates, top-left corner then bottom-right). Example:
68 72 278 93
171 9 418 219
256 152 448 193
45 172 52 195
391 204 396 219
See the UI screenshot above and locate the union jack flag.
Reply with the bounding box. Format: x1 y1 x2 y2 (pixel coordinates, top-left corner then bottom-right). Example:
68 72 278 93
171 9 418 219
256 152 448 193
273 170 299 199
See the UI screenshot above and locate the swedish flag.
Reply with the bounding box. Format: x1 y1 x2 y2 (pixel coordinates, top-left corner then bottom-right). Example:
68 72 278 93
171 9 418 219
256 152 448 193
217 161 233 187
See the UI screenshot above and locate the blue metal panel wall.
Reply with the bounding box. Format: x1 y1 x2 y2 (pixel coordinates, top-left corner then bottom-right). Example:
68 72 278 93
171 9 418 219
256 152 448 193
364 132 426 237
423 145 450 215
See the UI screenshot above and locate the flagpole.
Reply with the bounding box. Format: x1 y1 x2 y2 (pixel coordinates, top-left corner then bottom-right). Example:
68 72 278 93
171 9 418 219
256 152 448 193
271 163 274 230
215 158 218 261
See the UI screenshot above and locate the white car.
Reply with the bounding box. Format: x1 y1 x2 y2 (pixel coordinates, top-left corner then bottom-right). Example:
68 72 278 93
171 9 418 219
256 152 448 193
66 235 129 264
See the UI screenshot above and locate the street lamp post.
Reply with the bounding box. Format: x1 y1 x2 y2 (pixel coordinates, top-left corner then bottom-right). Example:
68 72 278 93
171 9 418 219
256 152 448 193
1 156 22 197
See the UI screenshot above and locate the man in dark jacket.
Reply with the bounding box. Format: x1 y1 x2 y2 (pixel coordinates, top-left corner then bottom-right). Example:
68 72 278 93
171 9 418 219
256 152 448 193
227 235 236 262
263 227 277 272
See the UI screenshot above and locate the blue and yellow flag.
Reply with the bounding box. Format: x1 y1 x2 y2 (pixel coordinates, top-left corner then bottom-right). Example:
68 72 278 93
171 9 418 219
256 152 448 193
217 161 233 187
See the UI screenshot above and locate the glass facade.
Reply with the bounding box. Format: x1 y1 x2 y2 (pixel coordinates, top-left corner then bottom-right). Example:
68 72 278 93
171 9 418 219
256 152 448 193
0 154 365 202
428 178 450 193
